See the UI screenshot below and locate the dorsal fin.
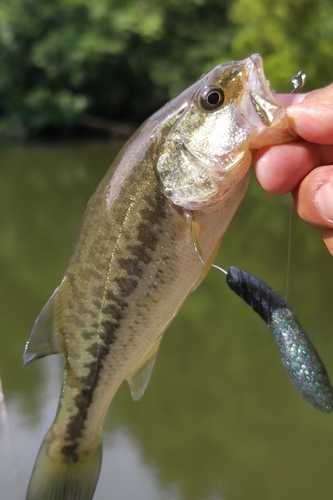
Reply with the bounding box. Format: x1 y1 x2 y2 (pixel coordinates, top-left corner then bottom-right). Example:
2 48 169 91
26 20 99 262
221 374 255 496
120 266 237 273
126 339 161 401
23 286 63 365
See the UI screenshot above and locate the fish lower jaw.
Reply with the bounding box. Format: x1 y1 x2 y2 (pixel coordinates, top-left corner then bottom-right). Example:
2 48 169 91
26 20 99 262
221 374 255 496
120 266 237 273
249 124 298 149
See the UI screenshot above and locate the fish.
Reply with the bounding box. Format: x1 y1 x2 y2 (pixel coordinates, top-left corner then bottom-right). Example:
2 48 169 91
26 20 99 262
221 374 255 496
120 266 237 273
23 54 295 500
226 266 333 412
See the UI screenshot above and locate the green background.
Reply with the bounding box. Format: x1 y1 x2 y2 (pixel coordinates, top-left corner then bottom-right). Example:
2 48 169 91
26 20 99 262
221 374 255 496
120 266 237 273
0 0 333 138
1 143 333 499
1 1 333 498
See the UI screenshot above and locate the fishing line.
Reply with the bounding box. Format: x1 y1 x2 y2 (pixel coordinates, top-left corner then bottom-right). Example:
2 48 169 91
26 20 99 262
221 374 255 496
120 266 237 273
202 72 306 292
284 199 293 301
212 264 227 275
0 374 22 500
284 70 306 300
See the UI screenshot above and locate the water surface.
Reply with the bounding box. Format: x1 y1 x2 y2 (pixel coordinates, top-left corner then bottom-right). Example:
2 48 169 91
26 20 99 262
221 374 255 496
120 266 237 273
1 142 333 500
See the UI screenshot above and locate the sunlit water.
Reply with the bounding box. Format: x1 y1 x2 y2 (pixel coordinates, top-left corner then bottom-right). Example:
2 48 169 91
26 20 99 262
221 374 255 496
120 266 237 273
1 141 333 500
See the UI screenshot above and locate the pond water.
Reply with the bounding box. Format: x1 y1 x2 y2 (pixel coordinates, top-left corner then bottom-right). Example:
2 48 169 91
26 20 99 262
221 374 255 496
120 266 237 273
1 141 333 500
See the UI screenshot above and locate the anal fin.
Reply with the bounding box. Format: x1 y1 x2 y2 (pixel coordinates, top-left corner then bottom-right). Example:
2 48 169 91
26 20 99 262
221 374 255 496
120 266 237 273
23 285 63 365
126 338 161 401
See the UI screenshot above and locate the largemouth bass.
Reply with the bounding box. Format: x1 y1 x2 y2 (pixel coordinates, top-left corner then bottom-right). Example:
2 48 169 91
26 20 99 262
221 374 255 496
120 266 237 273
24 54 295 500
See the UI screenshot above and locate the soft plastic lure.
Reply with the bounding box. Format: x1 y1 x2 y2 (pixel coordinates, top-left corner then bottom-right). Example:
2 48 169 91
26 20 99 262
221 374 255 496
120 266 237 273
225 265 333 412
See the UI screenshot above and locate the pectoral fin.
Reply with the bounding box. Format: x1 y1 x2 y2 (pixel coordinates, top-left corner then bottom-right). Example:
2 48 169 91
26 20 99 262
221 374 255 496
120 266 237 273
23 286 63 365
185 209 221 291
126 339 161 401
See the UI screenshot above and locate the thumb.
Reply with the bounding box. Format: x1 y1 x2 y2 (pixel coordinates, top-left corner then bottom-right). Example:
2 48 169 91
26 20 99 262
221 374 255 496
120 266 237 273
287 83 333 144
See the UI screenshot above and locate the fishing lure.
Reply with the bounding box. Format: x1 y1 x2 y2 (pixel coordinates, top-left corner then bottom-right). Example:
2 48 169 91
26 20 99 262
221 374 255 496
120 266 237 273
225 265 333 412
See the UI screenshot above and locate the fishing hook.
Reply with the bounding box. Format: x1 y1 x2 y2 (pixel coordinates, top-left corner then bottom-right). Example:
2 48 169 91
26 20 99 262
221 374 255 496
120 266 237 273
290 71 306 94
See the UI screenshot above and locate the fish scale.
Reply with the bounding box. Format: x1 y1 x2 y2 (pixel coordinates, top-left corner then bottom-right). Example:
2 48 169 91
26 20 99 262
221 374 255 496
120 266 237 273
23 54 296 500
54 159 208 456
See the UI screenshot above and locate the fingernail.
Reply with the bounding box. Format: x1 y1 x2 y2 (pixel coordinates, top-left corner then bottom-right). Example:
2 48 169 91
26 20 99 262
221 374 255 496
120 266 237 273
288 94 307 106
274 93 306 107
315 180 333 223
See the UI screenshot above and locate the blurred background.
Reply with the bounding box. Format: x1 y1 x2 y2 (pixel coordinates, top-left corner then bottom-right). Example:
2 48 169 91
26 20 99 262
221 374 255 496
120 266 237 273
1 1 333 499
1 0 333 140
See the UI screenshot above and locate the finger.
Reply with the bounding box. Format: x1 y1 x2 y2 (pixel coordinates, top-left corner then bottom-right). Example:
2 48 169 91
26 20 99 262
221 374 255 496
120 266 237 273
294 165 333 228
274 93 306 107
322 228 333 257
287 83 333 144
254 142 333 194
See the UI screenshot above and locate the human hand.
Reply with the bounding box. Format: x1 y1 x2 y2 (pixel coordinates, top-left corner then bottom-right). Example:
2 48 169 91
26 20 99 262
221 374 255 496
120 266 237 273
254 84 333 255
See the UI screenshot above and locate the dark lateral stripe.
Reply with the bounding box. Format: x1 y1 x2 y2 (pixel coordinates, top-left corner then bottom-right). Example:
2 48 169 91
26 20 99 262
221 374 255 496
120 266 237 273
62 186 168 461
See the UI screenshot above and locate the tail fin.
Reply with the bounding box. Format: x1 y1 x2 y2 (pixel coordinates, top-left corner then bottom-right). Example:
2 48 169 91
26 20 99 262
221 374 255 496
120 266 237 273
26 434 102 500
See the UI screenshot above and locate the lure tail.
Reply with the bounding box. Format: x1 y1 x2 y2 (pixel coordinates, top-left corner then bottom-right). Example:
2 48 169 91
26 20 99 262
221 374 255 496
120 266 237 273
26 432 102 500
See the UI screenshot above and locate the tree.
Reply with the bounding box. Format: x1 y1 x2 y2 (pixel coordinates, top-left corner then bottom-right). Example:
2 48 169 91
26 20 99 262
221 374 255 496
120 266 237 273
229 0 333 92
0 0 233 137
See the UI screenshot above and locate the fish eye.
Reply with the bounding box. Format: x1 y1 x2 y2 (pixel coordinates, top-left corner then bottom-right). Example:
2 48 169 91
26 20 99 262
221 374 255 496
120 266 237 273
200 87 225 111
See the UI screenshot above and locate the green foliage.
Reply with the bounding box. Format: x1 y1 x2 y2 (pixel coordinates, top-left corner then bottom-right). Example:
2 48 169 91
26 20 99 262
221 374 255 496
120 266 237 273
3 142 333 500
1 0 333 137
229 0 333 91
0 0 232 137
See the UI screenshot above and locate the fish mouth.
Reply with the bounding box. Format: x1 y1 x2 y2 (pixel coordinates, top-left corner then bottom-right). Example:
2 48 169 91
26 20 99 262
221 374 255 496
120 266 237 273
240 54 297 148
